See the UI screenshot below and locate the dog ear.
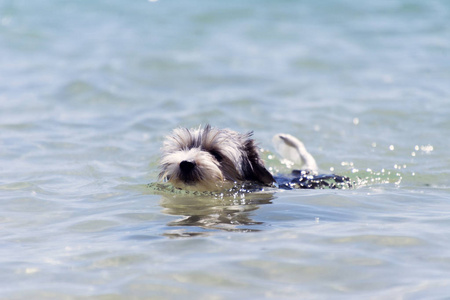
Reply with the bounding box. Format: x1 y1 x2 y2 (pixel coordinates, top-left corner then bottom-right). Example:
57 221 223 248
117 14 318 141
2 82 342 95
242 137 275 185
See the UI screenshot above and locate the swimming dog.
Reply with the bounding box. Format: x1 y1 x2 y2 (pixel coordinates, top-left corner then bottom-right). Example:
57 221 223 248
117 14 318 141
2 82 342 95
158 125 350 191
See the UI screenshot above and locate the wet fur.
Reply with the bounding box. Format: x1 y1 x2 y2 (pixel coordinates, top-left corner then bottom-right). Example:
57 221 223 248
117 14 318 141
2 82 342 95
159 125 274 191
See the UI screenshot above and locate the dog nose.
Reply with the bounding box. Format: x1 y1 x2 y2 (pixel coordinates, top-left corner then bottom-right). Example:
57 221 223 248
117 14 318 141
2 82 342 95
180 160 196 172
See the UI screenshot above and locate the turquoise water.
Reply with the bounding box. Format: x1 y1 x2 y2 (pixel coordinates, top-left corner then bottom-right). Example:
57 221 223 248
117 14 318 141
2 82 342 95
1 0 450 298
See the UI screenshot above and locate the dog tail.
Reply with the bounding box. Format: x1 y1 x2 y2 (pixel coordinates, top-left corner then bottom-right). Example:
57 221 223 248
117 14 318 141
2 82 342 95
272 133 319 174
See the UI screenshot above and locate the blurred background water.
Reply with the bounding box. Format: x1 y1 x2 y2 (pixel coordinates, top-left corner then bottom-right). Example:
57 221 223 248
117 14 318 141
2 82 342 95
1 0 450 299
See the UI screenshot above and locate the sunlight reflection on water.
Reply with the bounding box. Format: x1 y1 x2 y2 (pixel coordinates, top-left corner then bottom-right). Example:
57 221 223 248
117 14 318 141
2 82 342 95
1 0 449 298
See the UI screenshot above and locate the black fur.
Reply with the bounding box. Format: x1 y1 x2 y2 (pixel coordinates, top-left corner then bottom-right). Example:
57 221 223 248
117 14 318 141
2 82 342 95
242 137 275 185
275 170 352 189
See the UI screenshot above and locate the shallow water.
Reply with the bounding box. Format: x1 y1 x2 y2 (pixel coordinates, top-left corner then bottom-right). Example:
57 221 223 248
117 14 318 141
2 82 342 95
1 0 450 299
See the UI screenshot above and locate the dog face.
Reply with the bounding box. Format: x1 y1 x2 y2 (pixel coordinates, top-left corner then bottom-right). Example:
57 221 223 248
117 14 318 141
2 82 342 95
158 125 275 191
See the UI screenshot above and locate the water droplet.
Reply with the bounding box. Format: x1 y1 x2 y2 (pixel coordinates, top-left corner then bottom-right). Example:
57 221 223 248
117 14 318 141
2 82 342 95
420 145 434 153
25 268 39 274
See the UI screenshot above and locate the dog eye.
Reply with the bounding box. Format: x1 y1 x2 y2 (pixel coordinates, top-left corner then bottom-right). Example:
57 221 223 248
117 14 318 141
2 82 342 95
209 150 223 162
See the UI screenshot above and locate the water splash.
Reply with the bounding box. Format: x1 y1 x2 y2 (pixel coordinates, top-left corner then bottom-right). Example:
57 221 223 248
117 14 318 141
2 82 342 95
147 181 275 200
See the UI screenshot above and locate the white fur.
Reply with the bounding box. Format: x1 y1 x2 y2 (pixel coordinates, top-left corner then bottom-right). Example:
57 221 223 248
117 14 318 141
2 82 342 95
272 133 318 174
159 125 274 191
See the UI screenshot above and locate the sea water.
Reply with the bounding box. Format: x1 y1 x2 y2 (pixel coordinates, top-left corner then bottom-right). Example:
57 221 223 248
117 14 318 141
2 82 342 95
1 0 450 299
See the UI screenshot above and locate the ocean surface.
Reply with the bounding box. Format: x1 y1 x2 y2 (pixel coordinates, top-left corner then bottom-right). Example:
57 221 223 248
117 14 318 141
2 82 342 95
1 0 450 299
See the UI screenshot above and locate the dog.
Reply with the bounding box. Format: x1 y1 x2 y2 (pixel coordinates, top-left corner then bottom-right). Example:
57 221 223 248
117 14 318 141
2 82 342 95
158 125 350 191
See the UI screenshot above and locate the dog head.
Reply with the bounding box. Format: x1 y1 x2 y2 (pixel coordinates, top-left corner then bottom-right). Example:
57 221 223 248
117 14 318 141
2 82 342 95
158 125 275 191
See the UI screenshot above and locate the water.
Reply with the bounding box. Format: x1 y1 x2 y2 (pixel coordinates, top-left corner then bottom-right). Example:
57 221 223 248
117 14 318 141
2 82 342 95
1 0 450 298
